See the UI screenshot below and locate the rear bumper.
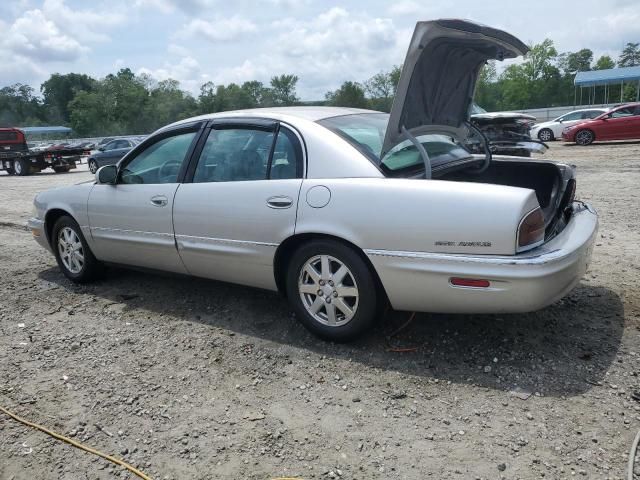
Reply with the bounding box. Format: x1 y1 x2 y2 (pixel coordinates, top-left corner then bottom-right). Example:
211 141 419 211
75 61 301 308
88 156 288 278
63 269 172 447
366 202 598 313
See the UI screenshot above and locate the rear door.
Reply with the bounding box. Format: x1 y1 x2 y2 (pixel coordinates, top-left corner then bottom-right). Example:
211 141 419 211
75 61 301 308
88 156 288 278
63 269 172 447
87 125 201 272
173 119 303 290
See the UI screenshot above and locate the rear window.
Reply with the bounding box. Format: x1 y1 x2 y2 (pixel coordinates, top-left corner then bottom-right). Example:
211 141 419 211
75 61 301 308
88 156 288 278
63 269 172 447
318 113 473 173
0 131 20 142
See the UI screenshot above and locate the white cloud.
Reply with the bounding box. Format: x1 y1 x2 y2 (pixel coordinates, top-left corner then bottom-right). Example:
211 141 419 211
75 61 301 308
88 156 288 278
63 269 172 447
177 16 258 42
41 0 125 43
3 9 88 62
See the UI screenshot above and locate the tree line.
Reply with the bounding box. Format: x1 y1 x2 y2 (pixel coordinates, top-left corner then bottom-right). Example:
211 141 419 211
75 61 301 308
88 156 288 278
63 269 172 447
1 40 638 137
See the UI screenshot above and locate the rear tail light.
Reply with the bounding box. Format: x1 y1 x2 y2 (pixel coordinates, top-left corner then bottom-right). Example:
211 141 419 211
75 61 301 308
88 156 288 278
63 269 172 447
517 207 545 251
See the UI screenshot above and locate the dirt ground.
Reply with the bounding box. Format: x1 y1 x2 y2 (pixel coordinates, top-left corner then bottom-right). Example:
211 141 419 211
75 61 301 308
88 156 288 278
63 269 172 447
0 142 639 480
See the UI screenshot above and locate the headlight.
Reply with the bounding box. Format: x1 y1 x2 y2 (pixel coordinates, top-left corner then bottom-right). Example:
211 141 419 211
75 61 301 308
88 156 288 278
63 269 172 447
517 207 545 252
562 126 572 133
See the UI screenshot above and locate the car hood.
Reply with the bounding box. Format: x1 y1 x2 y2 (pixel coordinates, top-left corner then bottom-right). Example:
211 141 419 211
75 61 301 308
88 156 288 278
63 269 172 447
381 19 528 158
531 120 554 129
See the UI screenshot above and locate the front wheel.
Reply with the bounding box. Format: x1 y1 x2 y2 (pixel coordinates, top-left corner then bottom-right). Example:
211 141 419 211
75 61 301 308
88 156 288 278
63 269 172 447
286 240 378 342
537 128 554 142
88 159 98 174
52 216 103 283
575 129 594 146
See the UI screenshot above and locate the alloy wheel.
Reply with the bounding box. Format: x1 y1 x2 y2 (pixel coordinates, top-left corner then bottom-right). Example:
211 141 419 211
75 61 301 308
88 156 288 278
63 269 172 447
58 226 85 274
576 130 593 145
538 129 553 142
89 160 98 174
298 254 359 327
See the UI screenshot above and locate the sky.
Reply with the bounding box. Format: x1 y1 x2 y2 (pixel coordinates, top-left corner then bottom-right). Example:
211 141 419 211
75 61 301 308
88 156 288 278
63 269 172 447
0 0 638 100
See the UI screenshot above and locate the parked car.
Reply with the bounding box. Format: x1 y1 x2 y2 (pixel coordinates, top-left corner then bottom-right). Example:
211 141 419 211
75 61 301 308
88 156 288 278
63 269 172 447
469 104 543 157
531 108 609 142
29 19 597 341
562 102 640 145
87 138 138 173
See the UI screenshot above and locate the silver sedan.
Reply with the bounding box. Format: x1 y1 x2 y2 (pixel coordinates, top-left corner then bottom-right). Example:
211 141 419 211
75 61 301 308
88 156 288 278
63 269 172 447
28 20 597 341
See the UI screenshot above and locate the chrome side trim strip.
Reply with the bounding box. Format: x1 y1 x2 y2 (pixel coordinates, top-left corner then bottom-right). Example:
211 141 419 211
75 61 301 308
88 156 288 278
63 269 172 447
176 234 278 248
364 248 564 266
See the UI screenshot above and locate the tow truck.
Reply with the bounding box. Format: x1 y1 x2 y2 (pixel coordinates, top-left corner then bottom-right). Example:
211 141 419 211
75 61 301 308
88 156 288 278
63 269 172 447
0 127 89 176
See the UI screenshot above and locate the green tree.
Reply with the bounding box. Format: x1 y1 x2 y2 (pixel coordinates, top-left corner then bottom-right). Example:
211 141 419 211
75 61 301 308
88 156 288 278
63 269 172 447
558 48 593 74
0 84 45 126
593 55 616 70
40 73 95 123
618 42 640 67
266 74 299 106
364 69 396 111
325 81 369 108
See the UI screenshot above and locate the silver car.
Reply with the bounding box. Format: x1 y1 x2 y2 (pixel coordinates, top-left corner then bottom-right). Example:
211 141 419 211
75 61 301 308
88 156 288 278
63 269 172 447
28 20 598 341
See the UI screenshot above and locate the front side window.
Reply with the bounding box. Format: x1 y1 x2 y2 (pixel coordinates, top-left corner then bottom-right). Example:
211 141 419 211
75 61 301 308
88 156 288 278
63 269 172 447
192 127 300 183
583 110 604 119
120 131 196 184
610 107 634 118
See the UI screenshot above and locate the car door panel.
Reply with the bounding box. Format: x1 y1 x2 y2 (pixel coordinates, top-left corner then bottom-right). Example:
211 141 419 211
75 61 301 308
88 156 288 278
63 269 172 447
86 129 199 273
173 124 303 290
173 179 301 290
88 183 186 273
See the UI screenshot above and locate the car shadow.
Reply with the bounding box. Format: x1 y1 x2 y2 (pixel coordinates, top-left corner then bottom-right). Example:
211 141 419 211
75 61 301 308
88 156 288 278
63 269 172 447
39 266 624 397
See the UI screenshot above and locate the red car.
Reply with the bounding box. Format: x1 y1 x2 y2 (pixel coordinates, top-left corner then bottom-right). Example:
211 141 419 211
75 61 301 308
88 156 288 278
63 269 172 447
562 102 640 145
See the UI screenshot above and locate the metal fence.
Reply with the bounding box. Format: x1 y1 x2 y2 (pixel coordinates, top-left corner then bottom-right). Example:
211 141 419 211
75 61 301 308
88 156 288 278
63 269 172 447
509 103 620 122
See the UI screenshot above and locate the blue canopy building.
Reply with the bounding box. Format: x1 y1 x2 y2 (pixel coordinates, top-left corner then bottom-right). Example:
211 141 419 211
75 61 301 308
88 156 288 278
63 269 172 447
574 66 640 105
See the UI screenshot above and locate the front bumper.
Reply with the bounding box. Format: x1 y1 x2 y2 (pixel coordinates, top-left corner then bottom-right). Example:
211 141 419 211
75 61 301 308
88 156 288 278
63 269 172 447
27 217 51 252
366 202 598 313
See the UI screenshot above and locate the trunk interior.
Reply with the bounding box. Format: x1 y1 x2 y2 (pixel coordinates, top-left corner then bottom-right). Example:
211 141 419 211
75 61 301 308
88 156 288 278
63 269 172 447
439 159 573 238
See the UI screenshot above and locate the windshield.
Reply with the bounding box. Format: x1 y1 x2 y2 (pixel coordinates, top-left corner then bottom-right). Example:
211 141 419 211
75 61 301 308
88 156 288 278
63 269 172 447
318 113 473 173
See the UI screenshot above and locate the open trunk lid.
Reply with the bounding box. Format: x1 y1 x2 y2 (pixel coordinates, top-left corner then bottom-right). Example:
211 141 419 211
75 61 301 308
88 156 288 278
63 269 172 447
381 19 529 158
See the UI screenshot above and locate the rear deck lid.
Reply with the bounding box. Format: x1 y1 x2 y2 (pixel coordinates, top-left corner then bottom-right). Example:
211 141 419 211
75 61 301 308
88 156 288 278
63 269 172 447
381 19 529 158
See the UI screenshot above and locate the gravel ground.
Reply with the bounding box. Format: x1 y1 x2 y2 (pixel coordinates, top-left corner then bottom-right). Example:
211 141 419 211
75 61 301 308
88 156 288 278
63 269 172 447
0 142 639 480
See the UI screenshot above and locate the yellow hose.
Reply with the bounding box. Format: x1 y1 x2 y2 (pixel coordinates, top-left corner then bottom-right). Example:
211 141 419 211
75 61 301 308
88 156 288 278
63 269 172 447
0 405 153 480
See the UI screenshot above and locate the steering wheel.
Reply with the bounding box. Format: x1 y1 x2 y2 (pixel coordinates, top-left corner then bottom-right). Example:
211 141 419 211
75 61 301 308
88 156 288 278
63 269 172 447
463 120 492 175
158 158 182 182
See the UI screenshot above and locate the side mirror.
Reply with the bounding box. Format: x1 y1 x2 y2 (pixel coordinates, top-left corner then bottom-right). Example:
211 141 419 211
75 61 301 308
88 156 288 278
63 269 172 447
96 165 117 185
558 119 563 123
98 146 105 152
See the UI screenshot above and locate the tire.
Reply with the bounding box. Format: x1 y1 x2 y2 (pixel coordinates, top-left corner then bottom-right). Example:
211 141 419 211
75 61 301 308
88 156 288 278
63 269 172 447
88 159 98 174
52 216 103 283
14 158 30 176
53 166 71 173
575 129 594 146
537 128 554 142
286 240 378 342
5 167 15 175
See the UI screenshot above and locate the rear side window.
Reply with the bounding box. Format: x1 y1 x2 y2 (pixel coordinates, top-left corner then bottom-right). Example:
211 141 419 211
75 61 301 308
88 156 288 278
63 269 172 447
0 131 19 141
192 127 301 183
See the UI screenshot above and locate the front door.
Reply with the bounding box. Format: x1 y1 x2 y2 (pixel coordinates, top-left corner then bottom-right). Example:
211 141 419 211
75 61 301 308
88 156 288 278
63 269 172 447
599 106 637 140
173 122 303 290
87 128 199 273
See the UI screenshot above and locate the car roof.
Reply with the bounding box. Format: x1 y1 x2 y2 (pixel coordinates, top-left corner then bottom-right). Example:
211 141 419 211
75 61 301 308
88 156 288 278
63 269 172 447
166 106 383 129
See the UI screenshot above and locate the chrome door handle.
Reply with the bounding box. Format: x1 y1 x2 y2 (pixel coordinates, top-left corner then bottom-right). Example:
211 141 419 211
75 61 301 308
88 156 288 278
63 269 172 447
150 195 168 207
267 196 293 209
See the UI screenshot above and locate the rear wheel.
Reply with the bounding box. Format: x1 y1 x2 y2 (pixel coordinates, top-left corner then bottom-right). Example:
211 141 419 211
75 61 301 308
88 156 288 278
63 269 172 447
286 240 378 342
88 159 98 174
575 129 594 146
14 158 30 176
537 128 554 142
53 165 71 173
52 216 103 283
